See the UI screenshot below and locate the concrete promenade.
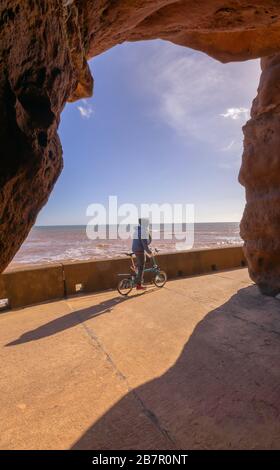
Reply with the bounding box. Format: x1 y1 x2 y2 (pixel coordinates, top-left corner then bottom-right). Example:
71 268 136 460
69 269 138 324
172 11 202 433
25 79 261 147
1 268 280 449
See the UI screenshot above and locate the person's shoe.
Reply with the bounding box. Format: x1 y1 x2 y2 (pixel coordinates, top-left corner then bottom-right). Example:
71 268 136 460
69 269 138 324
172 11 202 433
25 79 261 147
136 284 146 290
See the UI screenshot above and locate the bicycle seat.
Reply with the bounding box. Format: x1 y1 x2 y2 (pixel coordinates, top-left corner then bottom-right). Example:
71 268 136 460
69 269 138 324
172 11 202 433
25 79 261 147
124 252 134 257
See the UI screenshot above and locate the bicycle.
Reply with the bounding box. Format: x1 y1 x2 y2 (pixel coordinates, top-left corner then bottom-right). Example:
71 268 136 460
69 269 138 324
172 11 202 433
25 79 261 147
117 249 167 296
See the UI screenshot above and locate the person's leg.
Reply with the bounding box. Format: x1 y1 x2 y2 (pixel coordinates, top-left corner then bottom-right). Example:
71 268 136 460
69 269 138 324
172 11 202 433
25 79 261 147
145 253 151 267
135 253 145 286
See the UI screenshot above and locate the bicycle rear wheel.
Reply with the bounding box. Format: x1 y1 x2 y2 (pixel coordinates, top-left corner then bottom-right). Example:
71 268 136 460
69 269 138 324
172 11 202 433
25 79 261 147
117 277 133 296
154 271 167 288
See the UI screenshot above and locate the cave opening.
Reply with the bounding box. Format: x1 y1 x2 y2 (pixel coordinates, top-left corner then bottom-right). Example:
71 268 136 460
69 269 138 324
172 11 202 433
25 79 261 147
10 40 260 271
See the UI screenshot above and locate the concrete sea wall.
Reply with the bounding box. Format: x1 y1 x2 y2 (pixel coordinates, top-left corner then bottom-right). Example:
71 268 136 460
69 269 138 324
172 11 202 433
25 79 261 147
0 246 246 309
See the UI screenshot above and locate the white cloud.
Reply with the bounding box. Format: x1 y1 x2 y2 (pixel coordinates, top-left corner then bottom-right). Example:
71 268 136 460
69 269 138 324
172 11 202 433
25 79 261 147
77 100 94 119
221 140 235 151
220 107 249 120
134 41 260 154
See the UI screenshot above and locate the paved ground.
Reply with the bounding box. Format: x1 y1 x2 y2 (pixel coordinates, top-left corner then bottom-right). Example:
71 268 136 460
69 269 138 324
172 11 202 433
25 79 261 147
1 268 280 449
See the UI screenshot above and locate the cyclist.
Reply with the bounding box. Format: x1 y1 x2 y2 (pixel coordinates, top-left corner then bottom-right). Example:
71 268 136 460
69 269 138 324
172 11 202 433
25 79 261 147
132 218 152 290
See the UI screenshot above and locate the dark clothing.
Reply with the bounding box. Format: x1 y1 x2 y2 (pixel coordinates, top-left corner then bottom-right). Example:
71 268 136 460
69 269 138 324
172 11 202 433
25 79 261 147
132 226 152 254
132 224 152 285
135 252 145 285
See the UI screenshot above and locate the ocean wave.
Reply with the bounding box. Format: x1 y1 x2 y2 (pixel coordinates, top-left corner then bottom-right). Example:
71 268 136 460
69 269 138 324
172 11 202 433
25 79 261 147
10 223 242 266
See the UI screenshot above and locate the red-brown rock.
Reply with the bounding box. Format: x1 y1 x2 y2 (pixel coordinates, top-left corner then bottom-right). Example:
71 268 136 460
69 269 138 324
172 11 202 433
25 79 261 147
239 54 280 295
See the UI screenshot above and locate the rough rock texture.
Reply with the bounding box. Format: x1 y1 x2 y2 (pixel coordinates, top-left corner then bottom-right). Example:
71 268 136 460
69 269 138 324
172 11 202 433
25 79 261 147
239 53 280 295
2 1 280 292
0 0 91 270
81 0 280 66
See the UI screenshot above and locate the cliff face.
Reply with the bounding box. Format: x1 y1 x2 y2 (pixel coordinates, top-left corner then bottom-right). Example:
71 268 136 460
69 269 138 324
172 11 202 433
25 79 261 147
0 0 83 270
1 1 280 293
239 54 280 295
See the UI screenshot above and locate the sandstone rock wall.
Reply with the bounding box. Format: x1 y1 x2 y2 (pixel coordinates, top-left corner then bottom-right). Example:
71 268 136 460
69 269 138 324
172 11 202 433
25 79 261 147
72 1 280 100
0 0 91 270
239 54 280 295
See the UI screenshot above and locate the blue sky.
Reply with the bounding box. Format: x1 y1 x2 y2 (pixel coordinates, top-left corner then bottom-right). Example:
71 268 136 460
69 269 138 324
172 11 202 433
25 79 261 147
36 40 260 225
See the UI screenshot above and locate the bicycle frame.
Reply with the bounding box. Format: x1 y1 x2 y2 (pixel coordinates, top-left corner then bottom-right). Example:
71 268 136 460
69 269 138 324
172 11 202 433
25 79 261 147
117 250 167 294
143 255 159 273
130 254 161 277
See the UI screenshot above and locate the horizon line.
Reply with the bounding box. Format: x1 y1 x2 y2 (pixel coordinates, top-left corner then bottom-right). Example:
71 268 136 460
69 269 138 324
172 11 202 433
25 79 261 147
35 221 241 227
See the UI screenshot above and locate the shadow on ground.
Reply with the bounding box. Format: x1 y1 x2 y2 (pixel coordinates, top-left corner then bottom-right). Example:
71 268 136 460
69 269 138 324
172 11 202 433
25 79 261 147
70 285 280 450
6 289 156 346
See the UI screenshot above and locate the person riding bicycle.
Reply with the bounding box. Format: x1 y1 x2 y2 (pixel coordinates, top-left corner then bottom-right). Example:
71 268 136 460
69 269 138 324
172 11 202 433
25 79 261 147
132 218 152 290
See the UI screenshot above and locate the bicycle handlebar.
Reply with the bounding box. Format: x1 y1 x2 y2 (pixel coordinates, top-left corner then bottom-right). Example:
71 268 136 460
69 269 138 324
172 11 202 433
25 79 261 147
122 248 159 257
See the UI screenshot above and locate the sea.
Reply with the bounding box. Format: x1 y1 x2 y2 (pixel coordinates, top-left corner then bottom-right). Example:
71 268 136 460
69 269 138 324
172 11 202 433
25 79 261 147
9 223 242 268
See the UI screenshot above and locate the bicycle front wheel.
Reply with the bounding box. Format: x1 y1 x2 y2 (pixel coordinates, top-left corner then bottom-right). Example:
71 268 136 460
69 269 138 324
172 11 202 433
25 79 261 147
154 271 167 288
117 278 133 296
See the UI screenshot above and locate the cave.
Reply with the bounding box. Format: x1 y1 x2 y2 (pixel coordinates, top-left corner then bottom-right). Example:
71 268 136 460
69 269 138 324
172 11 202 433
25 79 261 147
1 0 280 294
